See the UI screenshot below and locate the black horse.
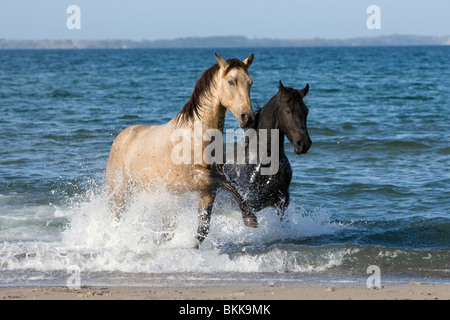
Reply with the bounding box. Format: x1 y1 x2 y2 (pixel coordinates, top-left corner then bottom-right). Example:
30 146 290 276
218 81 311 227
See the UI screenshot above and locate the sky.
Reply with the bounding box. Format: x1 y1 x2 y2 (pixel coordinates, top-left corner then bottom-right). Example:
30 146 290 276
0 0 449 40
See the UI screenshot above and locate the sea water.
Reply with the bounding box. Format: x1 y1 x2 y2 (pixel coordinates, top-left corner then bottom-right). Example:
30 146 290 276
0 47 449 287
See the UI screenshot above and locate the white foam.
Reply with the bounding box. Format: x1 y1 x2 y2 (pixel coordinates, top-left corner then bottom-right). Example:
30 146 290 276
1 185 349 276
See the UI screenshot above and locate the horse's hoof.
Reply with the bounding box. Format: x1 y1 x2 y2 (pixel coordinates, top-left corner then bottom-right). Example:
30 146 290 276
243 216 258 228
193 239 201 249
162 232 174 243
194 234 206 249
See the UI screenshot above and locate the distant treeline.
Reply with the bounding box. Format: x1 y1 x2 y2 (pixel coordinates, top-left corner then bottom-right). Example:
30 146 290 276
1 35 449 49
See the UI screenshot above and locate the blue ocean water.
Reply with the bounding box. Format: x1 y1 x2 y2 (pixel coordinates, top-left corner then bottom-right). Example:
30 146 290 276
0 47 449 286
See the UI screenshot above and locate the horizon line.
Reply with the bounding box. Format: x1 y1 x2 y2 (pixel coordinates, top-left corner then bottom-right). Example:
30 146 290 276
1 34 450 41
1 34 449 49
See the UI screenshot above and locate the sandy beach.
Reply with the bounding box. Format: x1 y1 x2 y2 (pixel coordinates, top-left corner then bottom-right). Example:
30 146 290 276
1 283 449 300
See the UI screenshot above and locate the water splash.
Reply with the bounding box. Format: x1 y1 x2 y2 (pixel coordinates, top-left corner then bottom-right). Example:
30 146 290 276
1 184 347 279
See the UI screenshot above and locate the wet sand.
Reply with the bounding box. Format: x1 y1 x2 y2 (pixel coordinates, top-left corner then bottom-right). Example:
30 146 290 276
1 283 449 300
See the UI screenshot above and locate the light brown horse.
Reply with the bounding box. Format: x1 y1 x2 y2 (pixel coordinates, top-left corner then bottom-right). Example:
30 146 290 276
105 53 254 247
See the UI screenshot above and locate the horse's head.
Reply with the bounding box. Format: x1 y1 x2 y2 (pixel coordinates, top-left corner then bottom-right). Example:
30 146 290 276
215 53 255 129
277 81 312 154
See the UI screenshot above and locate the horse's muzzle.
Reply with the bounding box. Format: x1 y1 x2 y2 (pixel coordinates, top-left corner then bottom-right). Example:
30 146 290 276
294 138 312 154
239 113 254 128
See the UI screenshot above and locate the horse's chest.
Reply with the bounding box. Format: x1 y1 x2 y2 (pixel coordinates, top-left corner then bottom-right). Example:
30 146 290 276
248 159 291 198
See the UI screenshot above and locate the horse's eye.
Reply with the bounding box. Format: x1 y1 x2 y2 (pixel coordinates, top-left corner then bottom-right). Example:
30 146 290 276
286 109 291 114
228 80 235 86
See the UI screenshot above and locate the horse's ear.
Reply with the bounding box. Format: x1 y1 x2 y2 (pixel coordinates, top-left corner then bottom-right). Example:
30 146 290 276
215 52 228 69
243 53 254 68
278 80 285 92
297 83 309 98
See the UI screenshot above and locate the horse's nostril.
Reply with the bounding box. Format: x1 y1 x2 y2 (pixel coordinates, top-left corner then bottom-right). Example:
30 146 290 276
241 114 248 122
296 140 303 147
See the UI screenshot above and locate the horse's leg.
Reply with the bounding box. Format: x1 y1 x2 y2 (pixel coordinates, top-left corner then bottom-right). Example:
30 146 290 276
210 163 258 228
194 189 216 248
221 182 258 228
275 193 290 223
230 187 258 228
106 170 130 220
162 212 176 242
107 183 127 220
275 200 287 216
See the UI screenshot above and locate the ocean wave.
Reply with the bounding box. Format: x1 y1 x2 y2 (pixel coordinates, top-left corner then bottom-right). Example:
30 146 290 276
1 185 448 286
0 187 347 277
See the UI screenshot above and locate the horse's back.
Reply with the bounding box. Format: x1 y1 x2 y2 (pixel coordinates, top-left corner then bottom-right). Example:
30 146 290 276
108 124 153 166
110 125 146 152
106 123 171 183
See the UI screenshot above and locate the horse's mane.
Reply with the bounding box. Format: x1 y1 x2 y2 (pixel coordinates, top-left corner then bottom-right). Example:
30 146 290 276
175 58 249 126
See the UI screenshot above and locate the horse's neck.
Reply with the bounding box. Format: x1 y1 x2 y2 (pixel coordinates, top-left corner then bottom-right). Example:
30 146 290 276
256 99 286 155
199 100 226 132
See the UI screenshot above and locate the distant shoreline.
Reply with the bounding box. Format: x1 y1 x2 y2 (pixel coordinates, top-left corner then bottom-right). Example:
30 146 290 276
1 35 449 50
